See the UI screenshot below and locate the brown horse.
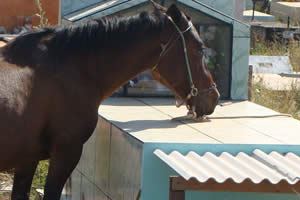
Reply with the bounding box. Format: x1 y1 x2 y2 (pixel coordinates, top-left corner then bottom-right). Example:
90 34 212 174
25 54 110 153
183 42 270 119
0 2 219 200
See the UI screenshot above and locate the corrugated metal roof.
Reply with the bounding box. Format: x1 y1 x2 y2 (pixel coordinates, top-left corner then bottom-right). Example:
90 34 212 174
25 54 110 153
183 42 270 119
154 149 300 185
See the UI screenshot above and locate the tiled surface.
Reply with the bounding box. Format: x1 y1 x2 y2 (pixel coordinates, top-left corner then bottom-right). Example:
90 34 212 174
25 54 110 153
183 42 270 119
81 177 95 200
95 119 111 194
77 130 97 184
64 169 109 200
99 98 300 145
109 126 142 200
66 114 143 200
61 169 109 200
70 170 82 200
94 188 108 200
100 98 218 144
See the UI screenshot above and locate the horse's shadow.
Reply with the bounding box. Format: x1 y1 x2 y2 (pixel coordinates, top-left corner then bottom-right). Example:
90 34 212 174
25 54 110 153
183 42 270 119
110 117 210 133
110 119 178 133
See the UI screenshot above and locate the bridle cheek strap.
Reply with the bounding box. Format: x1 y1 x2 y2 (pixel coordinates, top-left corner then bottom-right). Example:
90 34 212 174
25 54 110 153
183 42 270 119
152 16 193 71
153 15 217 108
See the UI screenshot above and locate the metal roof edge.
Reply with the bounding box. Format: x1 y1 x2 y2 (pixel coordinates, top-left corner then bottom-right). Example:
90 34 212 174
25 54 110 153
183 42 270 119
63 0 148 22
178 0 249 27
63 0 250 29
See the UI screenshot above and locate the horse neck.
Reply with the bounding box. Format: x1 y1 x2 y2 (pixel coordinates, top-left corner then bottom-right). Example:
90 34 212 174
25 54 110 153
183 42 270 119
93 31 161 102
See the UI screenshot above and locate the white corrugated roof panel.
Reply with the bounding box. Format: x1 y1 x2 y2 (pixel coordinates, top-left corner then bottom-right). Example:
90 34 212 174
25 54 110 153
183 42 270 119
154 149 300 185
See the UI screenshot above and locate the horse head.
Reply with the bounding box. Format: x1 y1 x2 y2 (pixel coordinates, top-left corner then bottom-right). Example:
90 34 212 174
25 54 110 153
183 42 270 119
151 2 220 118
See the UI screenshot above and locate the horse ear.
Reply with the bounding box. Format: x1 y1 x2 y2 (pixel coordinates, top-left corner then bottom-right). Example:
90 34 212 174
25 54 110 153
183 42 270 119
149 0 167 12
166 4 182 23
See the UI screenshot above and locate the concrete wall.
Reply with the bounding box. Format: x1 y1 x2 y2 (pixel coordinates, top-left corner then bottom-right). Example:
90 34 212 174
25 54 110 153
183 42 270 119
0 0 59 32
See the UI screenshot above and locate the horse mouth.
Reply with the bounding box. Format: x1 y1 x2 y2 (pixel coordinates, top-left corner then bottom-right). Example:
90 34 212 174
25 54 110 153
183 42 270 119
175 95 219 120
186 101 218 120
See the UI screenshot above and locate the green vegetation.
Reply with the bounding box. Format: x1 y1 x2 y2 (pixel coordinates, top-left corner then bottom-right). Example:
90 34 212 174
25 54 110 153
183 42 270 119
32 160 49 190
0 161 49 199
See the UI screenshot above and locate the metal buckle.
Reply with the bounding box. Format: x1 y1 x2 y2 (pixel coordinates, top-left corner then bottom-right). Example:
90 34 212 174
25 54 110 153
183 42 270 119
190 86 198 97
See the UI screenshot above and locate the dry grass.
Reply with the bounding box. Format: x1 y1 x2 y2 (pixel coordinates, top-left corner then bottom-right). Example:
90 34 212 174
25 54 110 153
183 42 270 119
289 42 300 72
251 80 300 120
34 0 49 28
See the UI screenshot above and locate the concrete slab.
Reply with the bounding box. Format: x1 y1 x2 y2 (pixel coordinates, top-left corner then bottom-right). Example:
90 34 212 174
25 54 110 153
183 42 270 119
99 97 300 145
249 56 293 74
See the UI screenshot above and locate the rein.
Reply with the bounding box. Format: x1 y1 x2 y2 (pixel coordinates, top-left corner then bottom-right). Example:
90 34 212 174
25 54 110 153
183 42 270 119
152 16 216 108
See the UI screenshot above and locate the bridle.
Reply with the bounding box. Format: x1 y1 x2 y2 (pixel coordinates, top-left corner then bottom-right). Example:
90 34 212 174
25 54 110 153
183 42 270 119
152 15 217 108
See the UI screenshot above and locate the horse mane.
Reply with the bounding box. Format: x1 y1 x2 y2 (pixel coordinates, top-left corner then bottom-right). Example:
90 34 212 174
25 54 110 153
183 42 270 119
2 11 166 68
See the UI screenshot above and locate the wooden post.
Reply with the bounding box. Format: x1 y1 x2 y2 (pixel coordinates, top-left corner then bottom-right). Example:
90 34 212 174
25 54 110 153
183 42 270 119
252 0 256 21
248 65 253 101
169 177 185 200
170 176 300 193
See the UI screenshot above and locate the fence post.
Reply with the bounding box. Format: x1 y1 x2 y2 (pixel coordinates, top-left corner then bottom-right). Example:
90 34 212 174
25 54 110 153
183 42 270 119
248 65 253 101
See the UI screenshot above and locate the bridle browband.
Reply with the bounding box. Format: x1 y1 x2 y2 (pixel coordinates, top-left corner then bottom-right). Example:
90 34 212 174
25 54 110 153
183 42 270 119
152 15 217 108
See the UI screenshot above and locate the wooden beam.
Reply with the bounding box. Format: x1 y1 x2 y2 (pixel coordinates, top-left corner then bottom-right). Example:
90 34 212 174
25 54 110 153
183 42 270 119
171 176 300 194
170 177 185 200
